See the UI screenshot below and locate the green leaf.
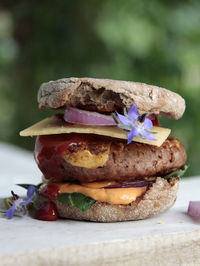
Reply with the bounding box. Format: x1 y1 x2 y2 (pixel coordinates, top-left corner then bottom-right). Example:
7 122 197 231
17 184 31 190
57 193 95 212
163 164 189 179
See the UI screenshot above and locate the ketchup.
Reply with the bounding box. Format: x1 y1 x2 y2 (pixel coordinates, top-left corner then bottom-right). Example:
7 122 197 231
35 201 58 221
147 114 160 127
52 113 65 122
35 134 84 182
39 183 60 200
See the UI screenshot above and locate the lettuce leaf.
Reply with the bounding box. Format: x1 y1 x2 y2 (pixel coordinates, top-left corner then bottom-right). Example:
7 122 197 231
163 164 188 179
57 193 95 212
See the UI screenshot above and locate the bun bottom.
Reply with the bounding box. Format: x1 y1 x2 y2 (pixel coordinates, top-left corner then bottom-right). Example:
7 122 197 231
34 177 179 222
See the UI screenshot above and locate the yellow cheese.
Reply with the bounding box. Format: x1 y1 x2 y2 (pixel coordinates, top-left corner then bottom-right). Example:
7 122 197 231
20 117 171 147
63 144 110 169
56 181 147 205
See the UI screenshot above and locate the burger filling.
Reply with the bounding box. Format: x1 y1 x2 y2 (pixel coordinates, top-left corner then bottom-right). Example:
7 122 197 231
20 107 187 215
34 133 187 212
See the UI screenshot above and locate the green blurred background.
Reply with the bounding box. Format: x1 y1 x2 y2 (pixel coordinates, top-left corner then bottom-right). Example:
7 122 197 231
0 0 200 176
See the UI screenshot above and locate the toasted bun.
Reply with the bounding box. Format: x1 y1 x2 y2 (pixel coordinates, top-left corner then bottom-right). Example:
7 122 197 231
34 177 179 222
38 77 185 120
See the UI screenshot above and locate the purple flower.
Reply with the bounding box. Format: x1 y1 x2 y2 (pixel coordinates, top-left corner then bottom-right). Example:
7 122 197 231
5 185 35 219
115 104 156 144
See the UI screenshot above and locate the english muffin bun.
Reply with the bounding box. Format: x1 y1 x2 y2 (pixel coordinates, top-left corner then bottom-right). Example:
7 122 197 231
38 77 185 120
34 177 179 222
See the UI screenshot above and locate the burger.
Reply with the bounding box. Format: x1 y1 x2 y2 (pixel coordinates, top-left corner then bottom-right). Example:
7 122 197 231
20 77 187 222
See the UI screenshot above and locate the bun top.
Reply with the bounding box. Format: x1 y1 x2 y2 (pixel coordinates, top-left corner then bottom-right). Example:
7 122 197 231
38 77 185 120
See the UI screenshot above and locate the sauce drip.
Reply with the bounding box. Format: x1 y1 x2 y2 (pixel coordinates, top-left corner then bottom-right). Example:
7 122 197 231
34 202 58 221
35 134 85 181
39 183 60 200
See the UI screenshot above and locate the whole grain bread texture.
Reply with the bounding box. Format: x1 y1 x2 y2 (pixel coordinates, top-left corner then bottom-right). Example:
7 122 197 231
38 77 185 120
34 177 179 222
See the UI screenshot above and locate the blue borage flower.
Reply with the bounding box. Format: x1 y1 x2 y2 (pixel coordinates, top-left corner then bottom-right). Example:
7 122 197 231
4 185 35 219
112 104 156 144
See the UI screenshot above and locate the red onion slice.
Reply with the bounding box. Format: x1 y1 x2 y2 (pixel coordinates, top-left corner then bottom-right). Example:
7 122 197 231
104 180 151 189
64 107 116 126
188 201 200 217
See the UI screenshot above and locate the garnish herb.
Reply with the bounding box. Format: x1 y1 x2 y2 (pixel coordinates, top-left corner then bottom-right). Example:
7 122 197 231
57 193 95 212
163 165 188 179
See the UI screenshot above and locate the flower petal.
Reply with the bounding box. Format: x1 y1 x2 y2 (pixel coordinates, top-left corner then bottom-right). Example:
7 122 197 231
141 129 156 141
19 198 32 207
128 104 139 120
143 118 153 130
116 112 132 126
27 185 35 198
5 206 16 219
127 127 138 144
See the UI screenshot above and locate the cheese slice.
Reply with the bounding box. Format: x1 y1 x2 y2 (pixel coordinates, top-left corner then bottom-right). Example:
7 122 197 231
19 117 171 147
64 145 110 169
55 181 147 205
